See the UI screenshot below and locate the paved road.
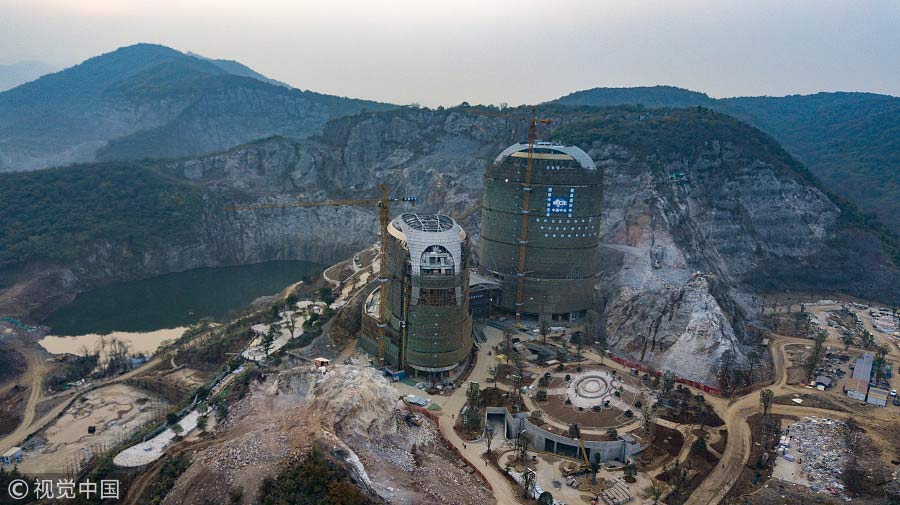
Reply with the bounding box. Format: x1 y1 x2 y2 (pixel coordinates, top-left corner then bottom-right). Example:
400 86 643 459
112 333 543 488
396 326 520 504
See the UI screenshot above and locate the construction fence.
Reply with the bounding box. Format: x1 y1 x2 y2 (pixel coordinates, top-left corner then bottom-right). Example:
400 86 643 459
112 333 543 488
609 355 723 396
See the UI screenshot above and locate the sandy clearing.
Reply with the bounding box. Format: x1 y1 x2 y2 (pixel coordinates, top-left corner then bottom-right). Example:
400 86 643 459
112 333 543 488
39 327 186 358
16 384 167 475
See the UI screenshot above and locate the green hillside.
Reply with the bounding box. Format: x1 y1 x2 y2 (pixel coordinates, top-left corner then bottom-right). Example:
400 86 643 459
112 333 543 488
555 87 900 232
0 43 395 171
0 163 204 269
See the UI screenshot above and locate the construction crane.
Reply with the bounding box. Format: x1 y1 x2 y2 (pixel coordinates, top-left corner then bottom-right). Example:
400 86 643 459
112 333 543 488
464 107 553 323
516 109 553 324
225 184 416 368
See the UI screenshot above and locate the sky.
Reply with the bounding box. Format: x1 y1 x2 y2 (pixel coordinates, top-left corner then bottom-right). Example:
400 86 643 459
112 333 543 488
2 0 899 106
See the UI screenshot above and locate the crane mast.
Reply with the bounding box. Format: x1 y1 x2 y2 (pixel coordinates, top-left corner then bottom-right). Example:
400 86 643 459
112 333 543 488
461 107 551 323
515 108 552 324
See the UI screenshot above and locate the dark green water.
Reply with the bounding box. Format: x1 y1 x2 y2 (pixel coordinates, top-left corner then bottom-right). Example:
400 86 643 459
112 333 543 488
43 261 322 335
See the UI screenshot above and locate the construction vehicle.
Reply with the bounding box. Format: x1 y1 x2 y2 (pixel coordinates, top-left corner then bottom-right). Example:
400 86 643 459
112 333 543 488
562 437 593 477
403 411 423 427
226 184 416 368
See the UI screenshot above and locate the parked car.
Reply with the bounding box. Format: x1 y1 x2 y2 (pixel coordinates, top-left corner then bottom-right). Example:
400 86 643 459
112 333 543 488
894 397 900 407
891 389 898 397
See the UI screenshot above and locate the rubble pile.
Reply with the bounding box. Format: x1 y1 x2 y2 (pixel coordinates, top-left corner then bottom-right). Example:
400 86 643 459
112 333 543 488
872 313 899 335
196 431 298 485
306 365 399 439
159 365 491 505
778 417 849 498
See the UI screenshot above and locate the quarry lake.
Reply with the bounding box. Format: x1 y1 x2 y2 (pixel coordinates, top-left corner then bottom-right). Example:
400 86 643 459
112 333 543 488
41 260 322 343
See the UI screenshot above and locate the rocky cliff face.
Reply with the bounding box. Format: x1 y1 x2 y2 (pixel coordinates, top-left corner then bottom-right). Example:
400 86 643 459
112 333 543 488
5 106 898 386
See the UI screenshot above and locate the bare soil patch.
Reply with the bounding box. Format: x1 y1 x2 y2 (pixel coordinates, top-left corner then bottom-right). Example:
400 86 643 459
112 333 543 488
773 393 850 413
541 393 626 428
656 448 719 505
636 424 684 470
0 384 27 436
17 384 167 475
726 413 794 500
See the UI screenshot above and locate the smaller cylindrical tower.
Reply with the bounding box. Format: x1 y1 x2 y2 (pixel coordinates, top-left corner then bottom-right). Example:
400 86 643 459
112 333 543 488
385 213 473 376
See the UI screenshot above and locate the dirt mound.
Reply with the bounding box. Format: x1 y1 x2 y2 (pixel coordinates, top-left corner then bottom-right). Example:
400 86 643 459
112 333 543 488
160 365 490 505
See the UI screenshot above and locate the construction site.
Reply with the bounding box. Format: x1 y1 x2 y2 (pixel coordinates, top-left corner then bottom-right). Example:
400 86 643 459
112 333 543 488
480 140 603 322
2 121 900 505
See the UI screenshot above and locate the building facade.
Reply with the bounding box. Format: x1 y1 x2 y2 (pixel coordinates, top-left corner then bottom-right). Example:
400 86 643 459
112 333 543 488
362 213 473 378
479 141 603 321
486 407 641 463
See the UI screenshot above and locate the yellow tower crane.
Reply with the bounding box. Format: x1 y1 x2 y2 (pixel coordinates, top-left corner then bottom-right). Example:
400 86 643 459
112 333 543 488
464 107 552 323
225 184 416 368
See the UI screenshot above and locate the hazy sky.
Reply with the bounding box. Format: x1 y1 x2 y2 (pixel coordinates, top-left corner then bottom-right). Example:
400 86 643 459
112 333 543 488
2 0 898 106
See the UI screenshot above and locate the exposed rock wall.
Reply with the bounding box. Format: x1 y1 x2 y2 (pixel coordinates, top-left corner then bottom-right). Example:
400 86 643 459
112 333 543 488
5 107 899 385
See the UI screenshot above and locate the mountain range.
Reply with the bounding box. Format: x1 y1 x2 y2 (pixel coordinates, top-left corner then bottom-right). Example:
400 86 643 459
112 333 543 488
0 43 394 171
2 44 899 366
2 105 898 385
2 46 897 237
555 86 900 232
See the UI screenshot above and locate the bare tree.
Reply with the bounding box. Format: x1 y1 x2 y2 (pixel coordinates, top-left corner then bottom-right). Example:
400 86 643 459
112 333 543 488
260 325 278 358
515 430 532 462
759 388 774 417
503 328 512 366
661 370 676 398
803 330 827 381
539 320 550 346
286 313 299 338
641 404 656 436
484 424 496 454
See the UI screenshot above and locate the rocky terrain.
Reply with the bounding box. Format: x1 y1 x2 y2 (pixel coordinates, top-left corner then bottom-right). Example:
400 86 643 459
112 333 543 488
556 86 900 233
161 365 491 505
3 106 899 385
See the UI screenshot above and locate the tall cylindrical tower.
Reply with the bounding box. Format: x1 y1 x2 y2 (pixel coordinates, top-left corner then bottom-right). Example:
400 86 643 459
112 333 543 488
385 213 473 376
479 141 602 321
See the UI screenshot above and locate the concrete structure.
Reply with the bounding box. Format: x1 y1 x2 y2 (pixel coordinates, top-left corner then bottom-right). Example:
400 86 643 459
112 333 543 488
362 213 473 378
844 378 869 401
867 387 889 407
479 141 602 321
1 447 22 465
468 271 501 318
852 353 874 381
814 376 833 389
486 407 641 464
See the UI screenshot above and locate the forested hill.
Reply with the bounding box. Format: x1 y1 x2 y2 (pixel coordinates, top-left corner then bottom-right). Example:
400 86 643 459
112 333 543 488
554 87 900 232
0 43 395 172
3 105 899 322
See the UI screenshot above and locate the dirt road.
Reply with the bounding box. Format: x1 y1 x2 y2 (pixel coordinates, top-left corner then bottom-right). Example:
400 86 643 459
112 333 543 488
684 330 864 505
0 348 46 450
